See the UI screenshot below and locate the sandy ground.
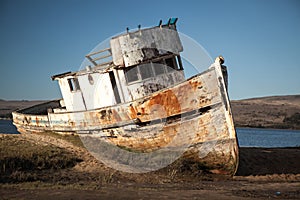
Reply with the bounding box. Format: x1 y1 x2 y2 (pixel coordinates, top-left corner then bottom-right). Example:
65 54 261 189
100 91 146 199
1 133 300 200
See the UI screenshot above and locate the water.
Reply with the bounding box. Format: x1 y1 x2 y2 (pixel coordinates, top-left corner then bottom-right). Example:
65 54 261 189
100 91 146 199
236 127 300 148
0 119 20 134
1 120 300 147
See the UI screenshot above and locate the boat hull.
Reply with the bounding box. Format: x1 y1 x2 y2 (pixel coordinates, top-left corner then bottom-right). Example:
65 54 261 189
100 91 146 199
12 64 239 175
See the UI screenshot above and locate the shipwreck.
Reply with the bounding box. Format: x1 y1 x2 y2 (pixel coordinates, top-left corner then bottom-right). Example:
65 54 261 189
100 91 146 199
13 18 239 175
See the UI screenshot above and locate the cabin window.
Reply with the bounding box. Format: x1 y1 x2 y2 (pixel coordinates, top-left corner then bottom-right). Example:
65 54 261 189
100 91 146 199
165 57 177 72
165 57 175 68
153 61 165 76
124 55 182 84
67 78 80 91
125 66 139 83
139 63 154 79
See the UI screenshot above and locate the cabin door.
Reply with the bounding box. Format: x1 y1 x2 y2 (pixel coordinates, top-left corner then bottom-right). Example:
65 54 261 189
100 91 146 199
109 71 121 104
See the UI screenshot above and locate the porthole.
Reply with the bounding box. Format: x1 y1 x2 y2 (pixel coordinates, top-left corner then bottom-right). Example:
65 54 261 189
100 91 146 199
88 74 94 85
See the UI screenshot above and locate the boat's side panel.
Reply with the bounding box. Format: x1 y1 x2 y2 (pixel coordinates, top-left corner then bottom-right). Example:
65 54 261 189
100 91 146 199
12 100 60 133
80 96 238 175
12 112 50 133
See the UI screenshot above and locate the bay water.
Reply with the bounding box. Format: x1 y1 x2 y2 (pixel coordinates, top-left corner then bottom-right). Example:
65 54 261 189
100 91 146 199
0 119 19 134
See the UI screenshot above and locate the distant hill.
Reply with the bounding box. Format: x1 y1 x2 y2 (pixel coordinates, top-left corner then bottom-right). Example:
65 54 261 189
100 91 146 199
0 100 47 119
1 95 300 129
231 95 300 129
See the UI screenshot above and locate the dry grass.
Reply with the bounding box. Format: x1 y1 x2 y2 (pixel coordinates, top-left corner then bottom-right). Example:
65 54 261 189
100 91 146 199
0 134 82 183
1 133 300 199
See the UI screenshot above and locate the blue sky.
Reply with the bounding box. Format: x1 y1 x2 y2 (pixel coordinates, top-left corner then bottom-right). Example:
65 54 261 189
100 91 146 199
0 0 299 100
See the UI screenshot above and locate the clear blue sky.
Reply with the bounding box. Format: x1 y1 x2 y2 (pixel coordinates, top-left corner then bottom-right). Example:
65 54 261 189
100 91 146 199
0 0 299 100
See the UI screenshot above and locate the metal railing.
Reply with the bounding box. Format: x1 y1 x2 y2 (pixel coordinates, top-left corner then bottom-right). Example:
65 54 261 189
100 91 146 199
85 48 113 67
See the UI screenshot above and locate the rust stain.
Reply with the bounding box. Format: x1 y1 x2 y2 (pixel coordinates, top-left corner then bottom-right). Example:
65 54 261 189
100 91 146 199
128 104 137 119
36 117 39 126
125 77 209 123
112 109 122 122
69 120 75 127
189 80 202 91
144 89 181 118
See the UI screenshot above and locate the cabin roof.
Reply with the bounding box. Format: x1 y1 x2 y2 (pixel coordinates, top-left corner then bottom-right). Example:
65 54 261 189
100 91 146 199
51 63 116 80
51 71 74 80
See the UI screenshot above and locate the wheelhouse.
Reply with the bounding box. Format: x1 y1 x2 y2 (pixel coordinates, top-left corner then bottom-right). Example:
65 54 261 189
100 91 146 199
52 18 185 112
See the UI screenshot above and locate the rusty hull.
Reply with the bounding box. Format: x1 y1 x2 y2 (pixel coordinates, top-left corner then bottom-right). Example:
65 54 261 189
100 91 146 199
12 64 239 176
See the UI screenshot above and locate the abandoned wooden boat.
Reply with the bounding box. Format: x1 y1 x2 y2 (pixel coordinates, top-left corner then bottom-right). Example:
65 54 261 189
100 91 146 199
12 18 239 175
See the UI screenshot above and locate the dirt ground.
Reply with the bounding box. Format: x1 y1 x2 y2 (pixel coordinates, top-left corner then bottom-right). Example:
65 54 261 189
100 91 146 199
1 133 300 200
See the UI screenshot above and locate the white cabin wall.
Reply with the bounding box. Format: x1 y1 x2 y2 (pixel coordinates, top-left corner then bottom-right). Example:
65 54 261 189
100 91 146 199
57 72 121 112
57 68 184 112
115 69 132 102
78 73 98 110
78 73 117 110
93 73 116 108
58 78 86 112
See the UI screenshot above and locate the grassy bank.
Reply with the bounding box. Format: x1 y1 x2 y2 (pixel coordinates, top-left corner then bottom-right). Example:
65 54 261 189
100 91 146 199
1 133 300 200
0 134 82 183
0 133 232 185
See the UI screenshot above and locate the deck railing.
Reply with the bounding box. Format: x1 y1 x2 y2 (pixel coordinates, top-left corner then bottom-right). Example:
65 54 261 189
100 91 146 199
85 48 113 67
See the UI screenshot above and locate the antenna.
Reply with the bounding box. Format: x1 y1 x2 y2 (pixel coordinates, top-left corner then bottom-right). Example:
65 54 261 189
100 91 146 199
158 19 162 27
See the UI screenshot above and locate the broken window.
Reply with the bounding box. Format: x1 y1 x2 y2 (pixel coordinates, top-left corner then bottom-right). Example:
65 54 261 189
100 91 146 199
67 78 80 92
165 57 177 72
124 56 182 84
